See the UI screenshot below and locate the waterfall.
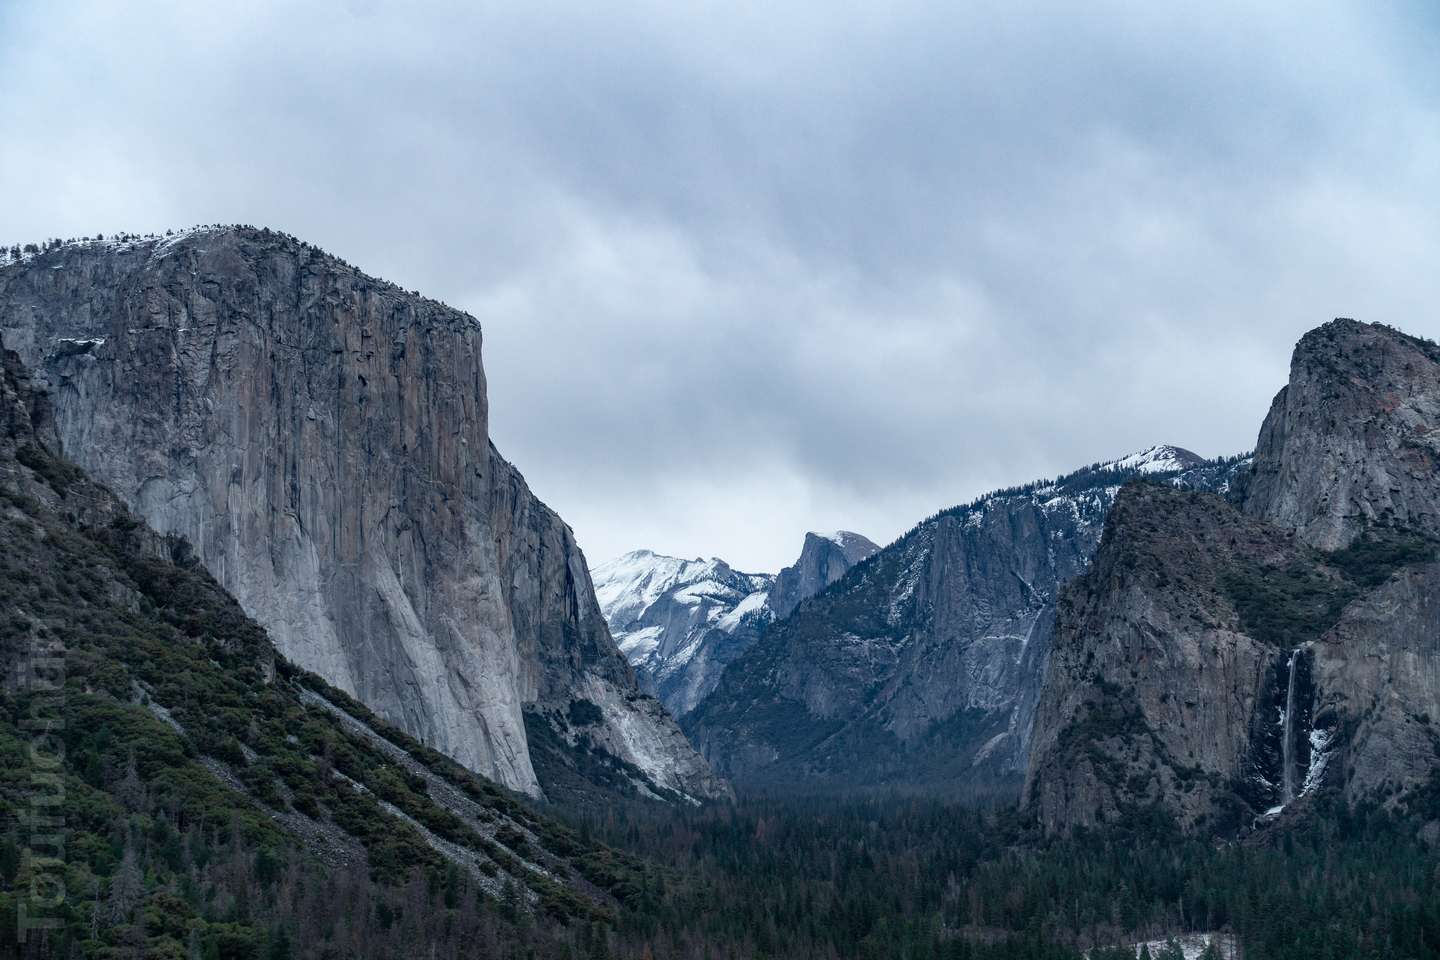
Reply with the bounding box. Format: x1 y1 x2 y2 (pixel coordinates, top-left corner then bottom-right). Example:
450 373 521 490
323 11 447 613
1280 648 1299 805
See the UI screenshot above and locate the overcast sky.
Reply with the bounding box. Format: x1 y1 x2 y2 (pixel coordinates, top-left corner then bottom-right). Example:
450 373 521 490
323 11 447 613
3 2 1439 571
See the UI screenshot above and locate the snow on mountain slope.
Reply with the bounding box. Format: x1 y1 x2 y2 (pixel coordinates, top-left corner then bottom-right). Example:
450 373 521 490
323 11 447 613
593 551 775 717
595 530 881 719
1108 443 1204 475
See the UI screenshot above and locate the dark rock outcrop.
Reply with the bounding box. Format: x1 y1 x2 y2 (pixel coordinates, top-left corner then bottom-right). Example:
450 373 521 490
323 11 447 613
0 339 51 450
1025 321 1440 835
0 229 726 802
1023 484 1339 832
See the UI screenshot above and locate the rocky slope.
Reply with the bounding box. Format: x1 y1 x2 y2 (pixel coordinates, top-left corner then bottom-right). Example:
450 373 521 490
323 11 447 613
686 446 1246 795
0 228 725 803
1025 320 1440 835
594 531 879 718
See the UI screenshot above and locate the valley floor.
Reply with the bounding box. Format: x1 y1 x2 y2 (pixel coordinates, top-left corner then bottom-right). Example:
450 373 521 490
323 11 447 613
10 780 1440 958
542 792 1440 960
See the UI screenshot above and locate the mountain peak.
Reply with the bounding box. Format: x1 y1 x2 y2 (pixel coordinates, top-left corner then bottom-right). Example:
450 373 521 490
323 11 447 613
809 529 875 551
769 529 881 619
1246 318 1440 549
593 548 776 716
1106 444 1204 475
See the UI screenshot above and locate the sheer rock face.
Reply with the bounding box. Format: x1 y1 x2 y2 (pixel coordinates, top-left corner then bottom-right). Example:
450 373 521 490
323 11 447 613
687 449 1242 795
0 229 725 802
767 532 880 619
1241 320 1440 813
1315 562 1440 807
1025 321 1440 835
0 340 51 452
1245 319 1440 549
1024 485 1440 836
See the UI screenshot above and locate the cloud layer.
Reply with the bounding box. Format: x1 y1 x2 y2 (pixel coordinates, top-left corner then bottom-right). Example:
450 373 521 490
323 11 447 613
4 1 1438 570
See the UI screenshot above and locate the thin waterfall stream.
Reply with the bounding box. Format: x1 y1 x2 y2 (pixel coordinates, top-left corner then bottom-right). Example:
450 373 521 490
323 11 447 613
1281 648 1299 805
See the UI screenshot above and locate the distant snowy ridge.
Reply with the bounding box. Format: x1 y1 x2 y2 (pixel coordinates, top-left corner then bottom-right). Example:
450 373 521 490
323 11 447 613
595 529 881 718
593 551 775 717
598 450 1211 726
590 546 771 667
1105 443 1204 475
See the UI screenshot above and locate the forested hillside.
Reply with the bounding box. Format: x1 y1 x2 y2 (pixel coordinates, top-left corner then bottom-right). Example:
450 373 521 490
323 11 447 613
0 342 652 958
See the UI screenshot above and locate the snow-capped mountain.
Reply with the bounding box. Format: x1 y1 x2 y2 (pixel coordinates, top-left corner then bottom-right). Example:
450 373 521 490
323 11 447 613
594 531 880 718
594 552 775 717
1109 443 1205 475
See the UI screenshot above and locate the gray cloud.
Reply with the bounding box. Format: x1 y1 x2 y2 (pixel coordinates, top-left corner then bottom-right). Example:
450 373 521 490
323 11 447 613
3 1 1438 570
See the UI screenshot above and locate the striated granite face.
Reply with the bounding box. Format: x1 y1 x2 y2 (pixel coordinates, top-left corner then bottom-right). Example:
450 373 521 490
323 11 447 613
1245 320 1440 817
1245 319 1440 549
767 531 881 619
1026 321 1440 835
687 447 1245 795
0 229 725 802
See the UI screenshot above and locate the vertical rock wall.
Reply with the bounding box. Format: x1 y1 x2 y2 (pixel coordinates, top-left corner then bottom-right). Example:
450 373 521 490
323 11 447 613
0 229 726 802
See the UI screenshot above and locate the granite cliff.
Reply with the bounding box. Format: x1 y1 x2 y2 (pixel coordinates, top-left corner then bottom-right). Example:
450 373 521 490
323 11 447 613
0 228 725 803
1245 319 1440 548
767 531 881 619
0 333 645 935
